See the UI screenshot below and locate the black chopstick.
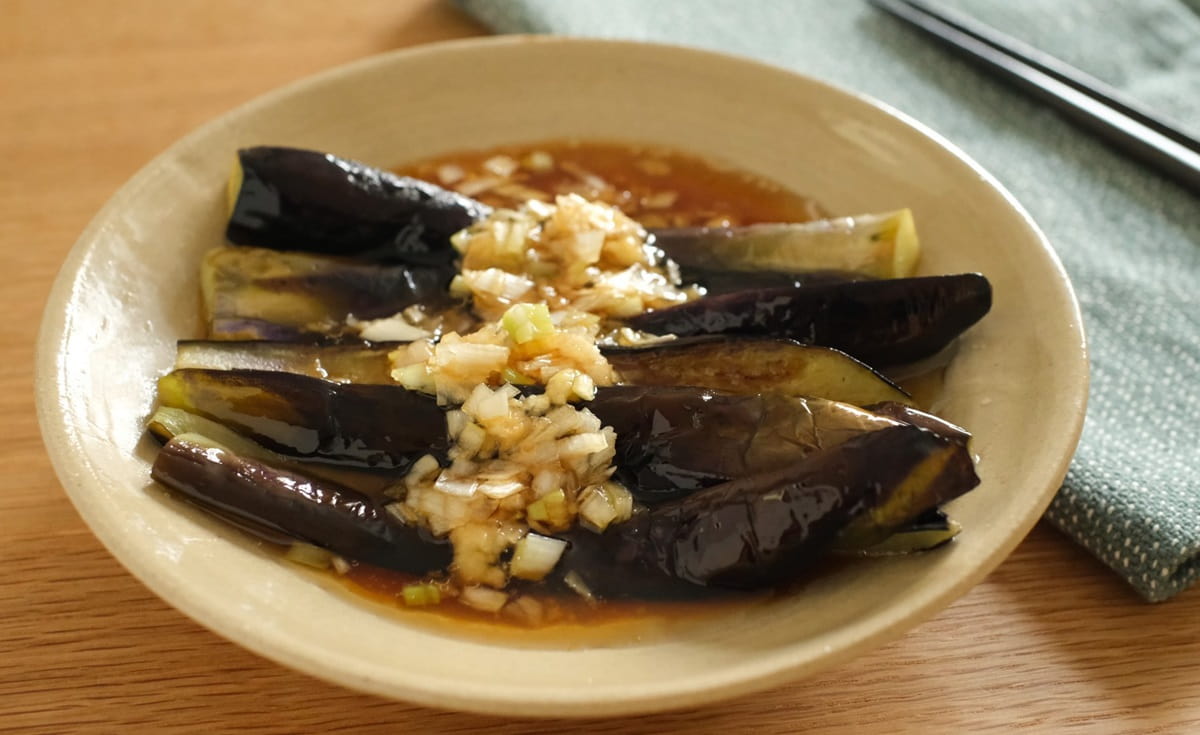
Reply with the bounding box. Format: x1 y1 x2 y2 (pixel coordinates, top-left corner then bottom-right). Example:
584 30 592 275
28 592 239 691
870 0 1200 194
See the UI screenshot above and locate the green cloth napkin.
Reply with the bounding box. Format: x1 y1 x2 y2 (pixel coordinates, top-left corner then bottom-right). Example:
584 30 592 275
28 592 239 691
458 0 1200 602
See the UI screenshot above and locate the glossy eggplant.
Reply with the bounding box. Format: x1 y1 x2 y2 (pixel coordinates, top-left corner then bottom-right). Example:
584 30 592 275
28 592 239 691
152 433 451 573
650 209 919 280
202 245 458 340
226 146 491 265
564 424 965 593
156 369 449 470
625 273 992 366
174 337 911 406
155 369 906 500
606 336 913 406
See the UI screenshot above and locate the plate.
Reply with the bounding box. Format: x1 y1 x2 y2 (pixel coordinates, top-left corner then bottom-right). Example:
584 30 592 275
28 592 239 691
35 36 1088 717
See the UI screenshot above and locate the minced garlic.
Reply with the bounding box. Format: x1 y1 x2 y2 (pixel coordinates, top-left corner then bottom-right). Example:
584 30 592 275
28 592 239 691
449 194 699 320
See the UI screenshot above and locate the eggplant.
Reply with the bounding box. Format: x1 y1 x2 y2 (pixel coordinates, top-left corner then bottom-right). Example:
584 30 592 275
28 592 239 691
201 245 460 340
152 433 451 573
651 209 919 281
606 336 913 407
155 369 910 500
226 146 491 265
563 424 966 594
156 369 449 470
176 339 400 384
174 337 911 406
625 273 992 366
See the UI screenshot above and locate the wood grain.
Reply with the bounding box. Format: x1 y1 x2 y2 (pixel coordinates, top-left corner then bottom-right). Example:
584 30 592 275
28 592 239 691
4 2 1199 732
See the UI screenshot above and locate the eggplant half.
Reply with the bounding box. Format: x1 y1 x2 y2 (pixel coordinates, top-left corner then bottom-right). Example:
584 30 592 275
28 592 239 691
175 337 912 407
651 209 919 281
607 336 912 406
156 368 450 470
227 146 491 265
152 433 451 573
202 246 461 340
625 273 992 366
562 423 971 594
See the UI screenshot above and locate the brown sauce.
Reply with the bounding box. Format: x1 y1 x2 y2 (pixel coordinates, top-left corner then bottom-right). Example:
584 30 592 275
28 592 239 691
395 139 825 228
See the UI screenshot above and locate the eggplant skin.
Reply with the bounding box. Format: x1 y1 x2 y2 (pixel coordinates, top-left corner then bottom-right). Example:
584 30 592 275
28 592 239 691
227 147 491 265
152 434 452 574
625 273 993 366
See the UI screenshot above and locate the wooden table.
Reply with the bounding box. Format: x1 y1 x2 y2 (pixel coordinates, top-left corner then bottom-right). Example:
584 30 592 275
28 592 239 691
4 2 1198 732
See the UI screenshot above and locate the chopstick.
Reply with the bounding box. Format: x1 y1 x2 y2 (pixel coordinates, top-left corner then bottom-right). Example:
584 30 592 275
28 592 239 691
870 0 1200 194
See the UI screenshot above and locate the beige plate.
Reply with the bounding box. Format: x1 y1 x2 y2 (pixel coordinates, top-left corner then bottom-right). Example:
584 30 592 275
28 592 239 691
35 37 1088 717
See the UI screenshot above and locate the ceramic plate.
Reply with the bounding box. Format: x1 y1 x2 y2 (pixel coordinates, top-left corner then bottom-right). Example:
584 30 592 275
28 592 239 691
36 37 1088 717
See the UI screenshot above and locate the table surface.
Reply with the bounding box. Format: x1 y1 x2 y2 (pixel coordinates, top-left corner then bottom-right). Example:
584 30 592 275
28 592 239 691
4 2 1199 732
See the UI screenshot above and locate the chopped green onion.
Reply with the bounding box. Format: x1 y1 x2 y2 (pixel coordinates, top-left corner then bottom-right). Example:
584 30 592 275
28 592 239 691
402 583 442 607
501 303 555 344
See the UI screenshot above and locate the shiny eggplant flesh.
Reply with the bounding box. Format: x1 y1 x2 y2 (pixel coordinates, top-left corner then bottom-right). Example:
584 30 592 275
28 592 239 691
152 433 451 574
202 246 458 340
835 508 961 555
175 339 400 384
227 146 491 265
607 336 913 407
156 369 908 500
650 209 919 280
156 369 449 470
564 424 964 593
625 273 992 366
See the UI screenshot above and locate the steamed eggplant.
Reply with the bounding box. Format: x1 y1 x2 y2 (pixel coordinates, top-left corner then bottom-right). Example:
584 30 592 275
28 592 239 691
202 246 462 341
152 433 451 573
175 337 912 407
227 146 491 265
626 273 992 366
650 209 919 281
606 337 913 406
563 424 965 594
156 368 922 501
156 368 449 470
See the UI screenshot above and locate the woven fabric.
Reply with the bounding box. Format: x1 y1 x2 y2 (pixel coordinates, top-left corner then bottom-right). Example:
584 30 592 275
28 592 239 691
457 0 1200 601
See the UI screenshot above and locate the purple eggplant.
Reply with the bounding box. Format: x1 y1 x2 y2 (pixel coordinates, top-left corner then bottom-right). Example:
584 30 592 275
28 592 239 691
226 146 491 265
156 369 449 470
606 336 912 406
561 423 971 594
625 273 992 366
202 246 459 340
152 433 451 573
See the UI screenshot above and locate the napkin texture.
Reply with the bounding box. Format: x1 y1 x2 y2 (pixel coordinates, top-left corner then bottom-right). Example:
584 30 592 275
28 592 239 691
458 0 1200 601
